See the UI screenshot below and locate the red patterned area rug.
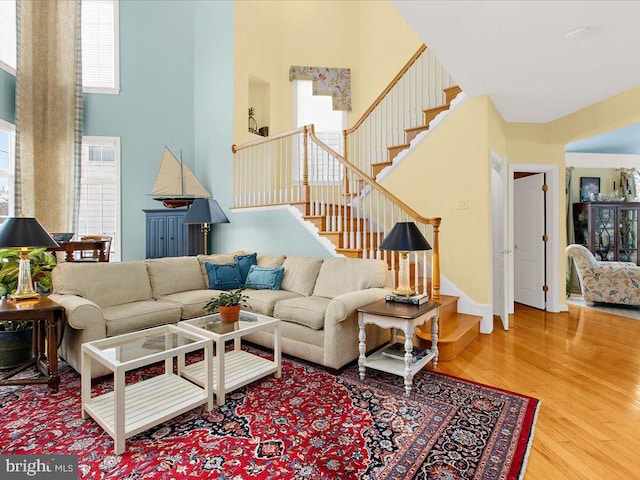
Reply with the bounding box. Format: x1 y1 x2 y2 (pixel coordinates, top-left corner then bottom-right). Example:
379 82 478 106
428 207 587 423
0 350 539 479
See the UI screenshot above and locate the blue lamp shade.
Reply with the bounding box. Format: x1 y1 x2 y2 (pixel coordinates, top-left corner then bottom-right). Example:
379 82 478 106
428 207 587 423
182 198 230 225
379 222 431 252
0 217 59 249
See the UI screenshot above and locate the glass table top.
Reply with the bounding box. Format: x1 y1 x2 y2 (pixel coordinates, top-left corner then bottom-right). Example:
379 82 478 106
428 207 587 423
179 311 276 337
94 329 200 364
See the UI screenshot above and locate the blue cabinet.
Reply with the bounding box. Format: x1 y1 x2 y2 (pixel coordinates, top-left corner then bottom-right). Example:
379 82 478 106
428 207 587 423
144 209 204 259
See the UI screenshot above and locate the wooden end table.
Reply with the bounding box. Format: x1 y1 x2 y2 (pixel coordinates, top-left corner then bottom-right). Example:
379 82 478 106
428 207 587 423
0 296 65 393
357 299 440 396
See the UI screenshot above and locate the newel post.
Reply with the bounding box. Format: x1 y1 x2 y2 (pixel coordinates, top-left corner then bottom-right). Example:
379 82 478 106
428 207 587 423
301 127 310 212
431 219 441 301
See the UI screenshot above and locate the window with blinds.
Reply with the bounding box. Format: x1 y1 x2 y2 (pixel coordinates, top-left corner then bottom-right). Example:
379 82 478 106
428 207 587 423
0 120 15 224
0 0 119 93
294 80 346 184
82 0 119 92
78 137 120 260
0 0 16 74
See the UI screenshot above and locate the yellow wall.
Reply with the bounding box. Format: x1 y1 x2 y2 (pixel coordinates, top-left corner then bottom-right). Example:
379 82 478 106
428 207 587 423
233 0 422 145
380 96 493 302
549 84 640 144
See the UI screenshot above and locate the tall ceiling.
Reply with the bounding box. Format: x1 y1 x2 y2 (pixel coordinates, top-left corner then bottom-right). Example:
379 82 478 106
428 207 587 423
392 0 640 125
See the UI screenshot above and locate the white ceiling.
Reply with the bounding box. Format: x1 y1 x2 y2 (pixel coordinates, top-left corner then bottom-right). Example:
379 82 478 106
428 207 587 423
392 0 640 123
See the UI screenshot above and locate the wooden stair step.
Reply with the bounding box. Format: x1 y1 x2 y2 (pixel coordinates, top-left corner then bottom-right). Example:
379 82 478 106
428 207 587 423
415 310 481 361
423 104 449 124
405 124 430 143
303 215 326 231
372 161 392 177
388 143 410 162
335 248 363 259
443 85 462 105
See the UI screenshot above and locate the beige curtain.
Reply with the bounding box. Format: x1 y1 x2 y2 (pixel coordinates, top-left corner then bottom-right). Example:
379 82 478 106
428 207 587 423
15 0 82 232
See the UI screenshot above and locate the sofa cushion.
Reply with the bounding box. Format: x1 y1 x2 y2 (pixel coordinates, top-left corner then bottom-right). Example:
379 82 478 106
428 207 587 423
159 289 224 319
280 256 323 296
257 253 286 268
205 262 242 290
103 300 182 337
145 256 206 298
52 261 153 309
313 258 388 299
243 289 301 316
273 296 331 330
245 265 285 290
235 252 257 284
198 251 249 287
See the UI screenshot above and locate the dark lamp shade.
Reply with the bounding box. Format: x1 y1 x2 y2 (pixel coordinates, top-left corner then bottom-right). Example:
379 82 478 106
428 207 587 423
0 217 59 249
379 222 431 252
182 198 230 225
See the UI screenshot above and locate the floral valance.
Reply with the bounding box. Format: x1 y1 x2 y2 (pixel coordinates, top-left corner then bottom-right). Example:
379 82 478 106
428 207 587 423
289 66 351 111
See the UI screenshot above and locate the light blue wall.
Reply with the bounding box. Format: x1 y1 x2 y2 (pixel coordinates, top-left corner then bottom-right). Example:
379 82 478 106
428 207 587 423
193 0 329 259
84 0 196 260
0 0 331 260
0 70 15 124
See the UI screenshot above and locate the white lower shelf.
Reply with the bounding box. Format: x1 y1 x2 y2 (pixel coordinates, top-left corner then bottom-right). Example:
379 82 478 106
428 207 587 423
83 373 207 439
182 349 277 394
364 350 436 377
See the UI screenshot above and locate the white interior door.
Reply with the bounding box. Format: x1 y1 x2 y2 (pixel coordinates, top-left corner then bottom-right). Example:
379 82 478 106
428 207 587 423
491 153 509 329
514 173 546 309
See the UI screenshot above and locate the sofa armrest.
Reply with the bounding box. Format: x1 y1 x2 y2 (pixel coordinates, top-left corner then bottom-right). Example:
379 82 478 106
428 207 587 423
325 287 392 325
48 293 106 334
598 261 637 268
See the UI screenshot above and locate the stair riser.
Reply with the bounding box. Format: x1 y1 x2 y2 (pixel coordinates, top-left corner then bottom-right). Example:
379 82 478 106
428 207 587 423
444 85 462 105
423 105 449 125
321 232 384 249
405 126 429 143
372 162 391 177
388 145 409 162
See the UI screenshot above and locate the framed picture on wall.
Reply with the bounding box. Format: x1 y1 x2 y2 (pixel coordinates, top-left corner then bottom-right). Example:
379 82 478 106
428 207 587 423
580 177 600 202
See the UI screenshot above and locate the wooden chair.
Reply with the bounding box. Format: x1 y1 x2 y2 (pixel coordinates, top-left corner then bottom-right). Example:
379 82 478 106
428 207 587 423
75 235 112 262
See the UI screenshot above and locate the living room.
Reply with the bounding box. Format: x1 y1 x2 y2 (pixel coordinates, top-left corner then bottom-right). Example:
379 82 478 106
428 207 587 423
2 1 640 479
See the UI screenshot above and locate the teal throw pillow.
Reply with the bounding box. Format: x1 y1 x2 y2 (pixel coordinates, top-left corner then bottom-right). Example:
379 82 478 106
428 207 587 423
235 252 257 285
244 265 285 290
205 262 241 290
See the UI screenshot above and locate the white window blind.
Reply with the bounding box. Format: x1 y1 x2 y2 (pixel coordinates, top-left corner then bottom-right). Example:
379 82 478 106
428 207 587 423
81 0 119 92
79 137 120 260
0 0 16 74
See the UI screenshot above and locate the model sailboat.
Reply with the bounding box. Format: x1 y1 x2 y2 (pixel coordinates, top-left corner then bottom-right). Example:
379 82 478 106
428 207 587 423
150 147 210 208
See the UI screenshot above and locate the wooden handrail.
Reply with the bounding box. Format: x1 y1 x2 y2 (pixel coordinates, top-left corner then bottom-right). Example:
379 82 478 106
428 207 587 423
344 44 427 135
307 125 440 227
232 126 307 153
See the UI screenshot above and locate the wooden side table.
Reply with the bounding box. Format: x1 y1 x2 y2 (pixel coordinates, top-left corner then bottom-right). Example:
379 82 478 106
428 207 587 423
0 296 65 393
357 299 440 396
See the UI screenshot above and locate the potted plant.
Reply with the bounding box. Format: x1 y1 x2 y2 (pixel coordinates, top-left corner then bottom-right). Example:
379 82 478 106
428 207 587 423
204 288 249 323
0 248 57 369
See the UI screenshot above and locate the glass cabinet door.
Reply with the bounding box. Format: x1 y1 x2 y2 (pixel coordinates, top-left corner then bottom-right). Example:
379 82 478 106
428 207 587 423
618 207 638 264
593 206 616 261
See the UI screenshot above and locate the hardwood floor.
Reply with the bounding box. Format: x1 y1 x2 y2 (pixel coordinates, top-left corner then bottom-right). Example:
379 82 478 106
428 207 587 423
435 303 640 480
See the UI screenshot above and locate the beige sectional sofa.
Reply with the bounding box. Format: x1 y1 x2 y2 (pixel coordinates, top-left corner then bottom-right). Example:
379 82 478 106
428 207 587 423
50 252 392 378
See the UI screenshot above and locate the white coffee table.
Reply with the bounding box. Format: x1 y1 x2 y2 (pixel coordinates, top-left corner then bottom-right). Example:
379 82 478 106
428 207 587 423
178 310 281 405
81 324 214 454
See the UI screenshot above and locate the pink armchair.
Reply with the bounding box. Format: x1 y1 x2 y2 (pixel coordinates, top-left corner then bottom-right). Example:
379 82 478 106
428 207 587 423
566 244 640 306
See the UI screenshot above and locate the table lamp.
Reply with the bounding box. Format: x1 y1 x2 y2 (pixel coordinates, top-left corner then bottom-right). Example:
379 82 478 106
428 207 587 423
0 217 59 300
182 198 230 255
379 221 431 296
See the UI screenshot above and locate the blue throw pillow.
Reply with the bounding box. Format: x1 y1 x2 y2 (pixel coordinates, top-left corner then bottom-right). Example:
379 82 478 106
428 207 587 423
205 262 241 290
235 252 257 285
244 265 285 290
